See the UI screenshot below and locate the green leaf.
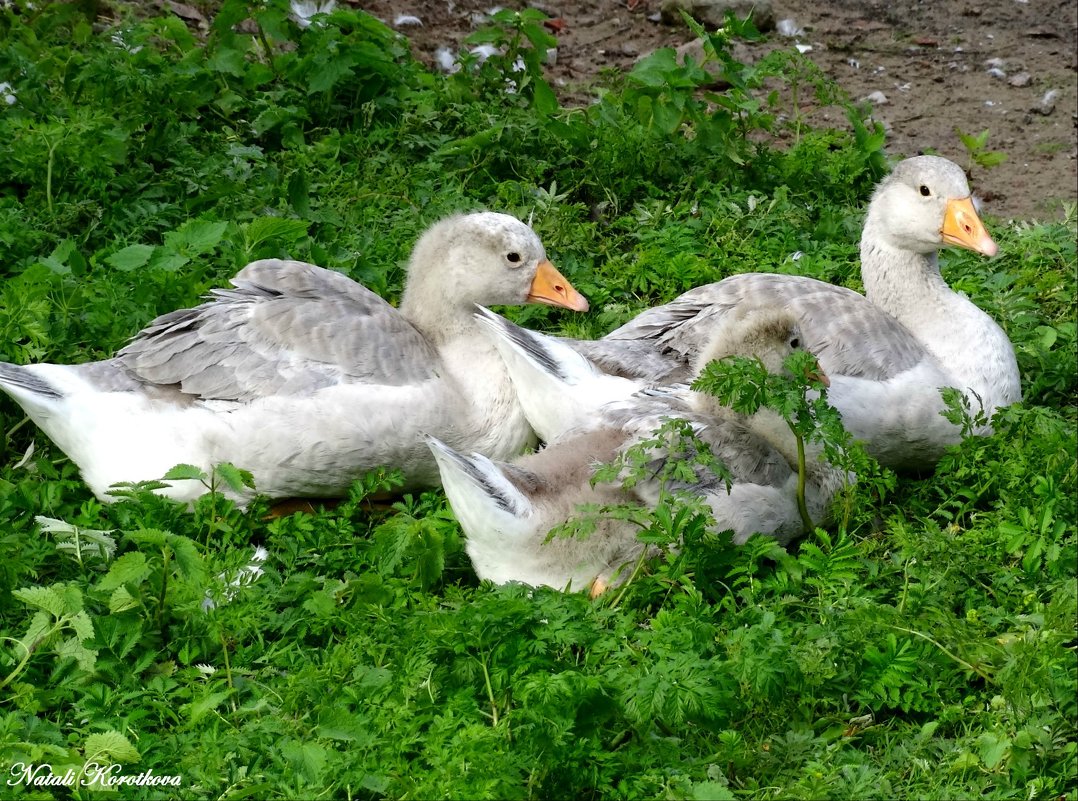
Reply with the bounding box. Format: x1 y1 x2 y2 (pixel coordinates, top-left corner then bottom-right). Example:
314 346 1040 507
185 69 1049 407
38 239 77 275
184 690 233 725
242 217 310 256
108 586 140 614
55 635 97 673
165 534 206 582
307 57 357 94
975 150 1007 168
97 552 152 593
288 171 312 217
147 250 190 272
253 105 306 136
316 708 375 744
533 78 559 115
13 586 66 617
161 463 209 482
630 48 680 88
978 732 1010 769
652 99 683 135
693 782 736 801
164 219 228 256
213 462 256 494
281 740 328 781
18 611 56 654
208 43 249 76
126 529 170 548
212 0 251 33
67 610 95 642
37 516 118 563
83 731 140 764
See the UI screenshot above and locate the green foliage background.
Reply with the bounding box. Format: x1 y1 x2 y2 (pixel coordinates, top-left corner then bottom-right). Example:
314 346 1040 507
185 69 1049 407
0 2 1074 798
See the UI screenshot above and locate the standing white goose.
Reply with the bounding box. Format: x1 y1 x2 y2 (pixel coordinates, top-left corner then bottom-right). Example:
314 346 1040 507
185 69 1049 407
0 212 588 505
572 156 1020 469
429 308 847 594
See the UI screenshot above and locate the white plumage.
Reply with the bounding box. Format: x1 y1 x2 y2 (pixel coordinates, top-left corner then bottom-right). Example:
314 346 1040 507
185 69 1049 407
431 308 848 594
571 156 1020 469
0 212 589 505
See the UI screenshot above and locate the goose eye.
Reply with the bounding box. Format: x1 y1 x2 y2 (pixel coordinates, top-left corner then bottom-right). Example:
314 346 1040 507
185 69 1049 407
790 337 801 349
919 185 931 197
506 252 521 263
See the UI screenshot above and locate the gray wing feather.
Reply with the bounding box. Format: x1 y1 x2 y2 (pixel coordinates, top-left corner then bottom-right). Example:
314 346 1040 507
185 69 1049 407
592 394 793 490
598 274 926 382
118 259 439 401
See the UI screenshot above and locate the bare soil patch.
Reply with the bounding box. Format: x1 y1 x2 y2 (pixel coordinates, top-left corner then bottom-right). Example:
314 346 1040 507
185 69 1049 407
364 0 1078 221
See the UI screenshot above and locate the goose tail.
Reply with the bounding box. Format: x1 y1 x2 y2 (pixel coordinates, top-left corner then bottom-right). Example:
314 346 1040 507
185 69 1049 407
0 363 64 404
425 434 537 544
472 306 637 441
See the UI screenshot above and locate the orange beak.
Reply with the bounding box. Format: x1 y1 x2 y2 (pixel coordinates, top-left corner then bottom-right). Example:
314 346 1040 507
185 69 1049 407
806 359 830 388
941 196 998 257
588 576 608 599
527 260 590 312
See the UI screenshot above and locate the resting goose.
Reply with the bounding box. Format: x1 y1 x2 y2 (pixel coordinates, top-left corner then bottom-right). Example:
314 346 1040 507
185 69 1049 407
0 212 588 505
572 156 1020 469
430 308 847 593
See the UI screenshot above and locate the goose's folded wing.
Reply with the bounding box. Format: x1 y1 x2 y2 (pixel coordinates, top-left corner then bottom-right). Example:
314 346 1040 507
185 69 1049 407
594 274 928 382
601 395 792 491
118 259 440 401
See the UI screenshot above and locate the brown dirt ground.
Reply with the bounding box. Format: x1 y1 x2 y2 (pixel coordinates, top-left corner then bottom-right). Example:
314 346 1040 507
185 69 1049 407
359 0 1078 221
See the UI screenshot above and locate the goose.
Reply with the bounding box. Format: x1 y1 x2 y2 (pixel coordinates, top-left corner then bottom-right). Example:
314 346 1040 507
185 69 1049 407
0 212 589 505
429 308 848 594
571 156 1020 469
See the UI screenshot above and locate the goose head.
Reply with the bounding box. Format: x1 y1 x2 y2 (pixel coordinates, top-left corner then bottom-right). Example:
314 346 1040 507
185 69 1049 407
863 155 997 257
689 308 832 472
400 213 588 339
691 307 823 383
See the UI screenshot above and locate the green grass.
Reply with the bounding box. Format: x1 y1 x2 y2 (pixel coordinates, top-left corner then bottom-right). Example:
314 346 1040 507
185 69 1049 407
0 2 1075 799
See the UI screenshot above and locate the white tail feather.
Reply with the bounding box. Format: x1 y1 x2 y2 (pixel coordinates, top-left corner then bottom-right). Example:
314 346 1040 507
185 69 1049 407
425 435 534 541
472 306 638 441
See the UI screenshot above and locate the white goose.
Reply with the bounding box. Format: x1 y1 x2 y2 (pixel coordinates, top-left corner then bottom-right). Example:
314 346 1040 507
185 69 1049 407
429 308 847 594
572 156 1020 469
0 212 588 505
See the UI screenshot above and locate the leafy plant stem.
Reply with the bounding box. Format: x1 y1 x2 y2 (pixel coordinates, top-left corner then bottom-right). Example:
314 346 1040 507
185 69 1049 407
885 624 996 684
791 78 802 145
608 545 652 610
157 545 171 638
219 622 236 712
255 21 279 78
5 416 30 441
0 621 60 691
793 427 813 533
45 135 59 215
0 636 37 690
478 654 499 726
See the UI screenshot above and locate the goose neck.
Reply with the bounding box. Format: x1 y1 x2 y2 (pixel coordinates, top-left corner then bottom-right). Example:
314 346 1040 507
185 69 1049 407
859 239 951 325
399 285 475 346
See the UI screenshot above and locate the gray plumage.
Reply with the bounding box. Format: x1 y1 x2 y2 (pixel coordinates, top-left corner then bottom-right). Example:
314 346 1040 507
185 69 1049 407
117 260 440 401
575 274 925 383
568 156 1020 470
0 212 589 505
432 308 846 593
0 364 61 400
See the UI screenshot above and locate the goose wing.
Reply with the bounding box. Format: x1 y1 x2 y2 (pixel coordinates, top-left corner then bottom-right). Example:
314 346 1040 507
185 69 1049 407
577 274 928 383
117 259 440 401
598 393 794 491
